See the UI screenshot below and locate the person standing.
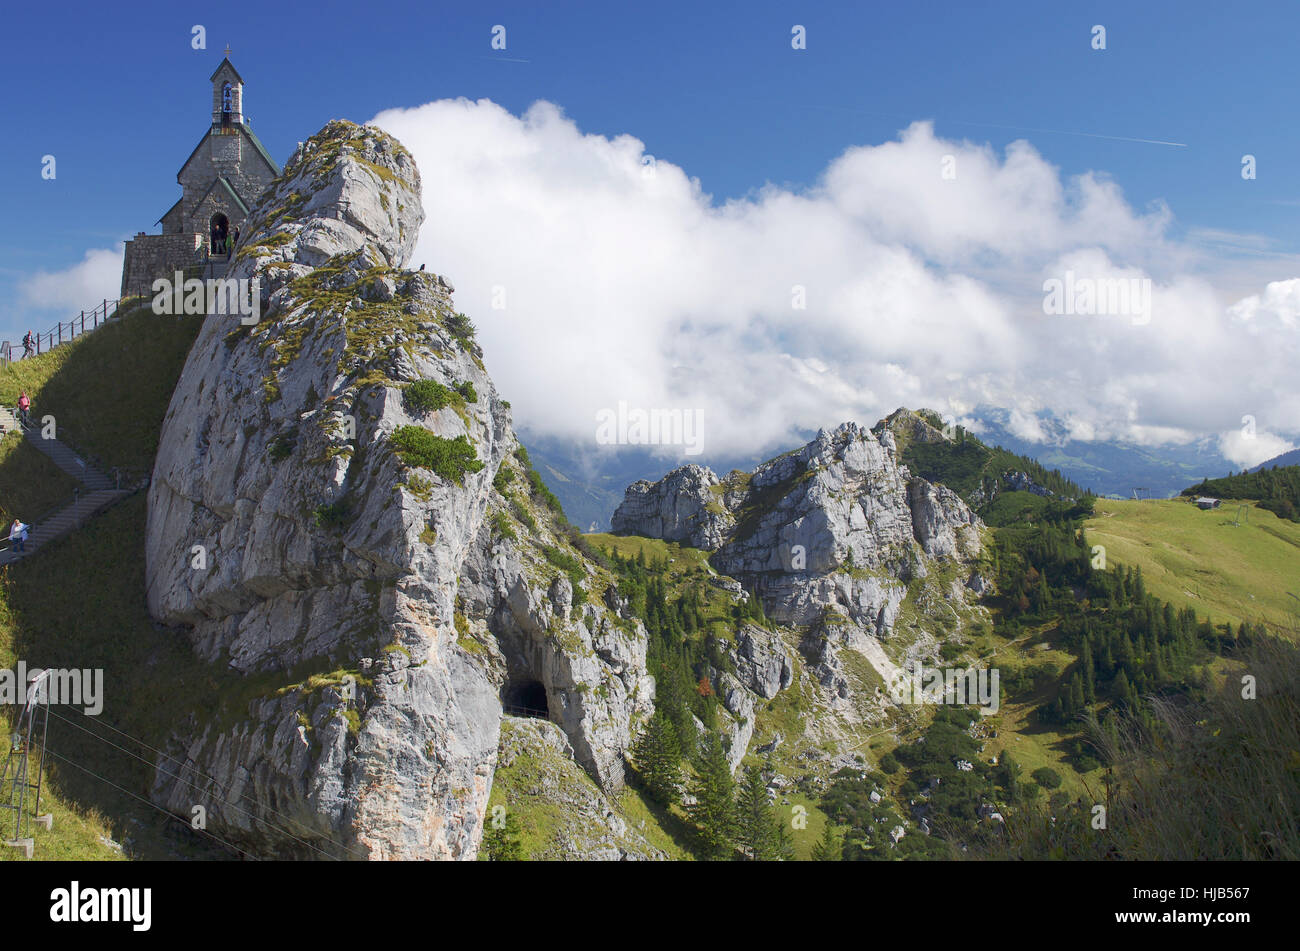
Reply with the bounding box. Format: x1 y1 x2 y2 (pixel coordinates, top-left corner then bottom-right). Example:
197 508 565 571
9 518 28 553
17 390 31 426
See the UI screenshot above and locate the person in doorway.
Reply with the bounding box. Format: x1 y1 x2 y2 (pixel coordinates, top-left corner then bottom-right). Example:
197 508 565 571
17 390 31 426
9 518 28 553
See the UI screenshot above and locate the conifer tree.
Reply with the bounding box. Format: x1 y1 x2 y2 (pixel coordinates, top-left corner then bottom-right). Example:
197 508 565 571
633 710 684 805
687 731 737 859
736 763 781 860
809 821 842 861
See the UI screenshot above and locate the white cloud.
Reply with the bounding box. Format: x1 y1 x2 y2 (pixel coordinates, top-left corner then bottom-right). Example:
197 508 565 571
20 246 124 318
353 99 1300 463
1219 428 1296 469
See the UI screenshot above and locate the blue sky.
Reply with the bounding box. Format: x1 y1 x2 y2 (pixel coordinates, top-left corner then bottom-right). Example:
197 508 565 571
2 0 1297 464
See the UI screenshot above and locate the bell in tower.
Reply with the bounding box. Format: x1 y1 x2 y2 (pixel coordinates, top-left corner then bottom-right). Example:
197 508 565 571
210 52 244 128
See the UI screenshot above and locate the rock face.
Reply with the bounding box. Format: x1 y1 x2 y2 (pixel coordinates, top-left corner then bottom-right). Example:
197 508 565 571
909 479 982 561
145 120 651 860
733 624 794 699
612 421 985 638
610 464 732 549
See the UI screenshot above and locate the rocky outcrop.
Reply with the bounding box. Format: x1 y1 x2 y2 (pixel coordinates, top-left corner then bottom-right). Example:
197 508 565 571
145 120 650 860
610 464 732 549
909 479 982 560
611 421 984 638
492 718 664 860
876 407 950 449
733 623 793 699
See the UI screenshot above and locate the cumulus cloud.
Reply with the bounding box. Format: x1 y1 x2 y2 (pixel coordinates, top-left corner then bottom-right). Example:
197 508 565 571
20 246 124 318
1218 428 1295 469
358 99 1297 463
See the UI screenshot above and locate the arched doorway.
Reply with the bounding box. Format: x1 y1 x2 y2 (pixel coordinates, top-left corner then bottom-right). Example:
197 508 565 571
209 213 229 255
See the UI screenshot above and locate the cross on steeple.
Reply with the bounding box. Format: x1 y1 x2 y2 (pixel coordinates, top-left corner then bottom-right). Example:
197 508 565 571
224 44 232 57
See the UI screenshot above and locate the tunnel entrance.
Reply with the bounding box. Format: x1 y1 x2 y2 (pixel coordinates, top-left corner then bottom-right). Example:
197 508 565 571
503 679 549 719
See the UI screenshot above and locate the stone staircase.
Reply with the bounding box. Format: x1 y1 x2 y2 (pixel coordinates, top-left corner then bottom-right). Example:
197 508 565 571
0 407 132 566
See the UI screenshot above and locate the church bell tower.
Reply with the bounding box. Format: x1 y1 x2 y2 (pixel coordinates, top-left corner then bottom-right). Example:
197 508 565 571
211 54 244 128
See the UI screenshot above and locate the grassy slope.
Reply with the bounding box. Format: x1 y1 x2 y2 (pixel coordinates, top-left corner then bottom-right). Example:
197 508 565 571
485 719 695 860
1085 498 1300 634
0 304 203 477
0 432 79 525
0 306 211 861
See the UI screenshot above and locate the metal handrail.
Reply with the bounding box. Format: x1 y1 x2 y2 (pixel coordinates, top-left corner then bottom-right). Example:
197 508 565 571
1 297 124 367
0 410 132 558
502 704 550 719
4 406 141 491
0 490 82 557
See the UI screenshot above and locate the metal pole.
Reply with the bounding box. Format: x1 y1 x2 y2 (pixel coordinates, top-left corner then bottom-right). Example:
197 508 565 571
32 680 48 829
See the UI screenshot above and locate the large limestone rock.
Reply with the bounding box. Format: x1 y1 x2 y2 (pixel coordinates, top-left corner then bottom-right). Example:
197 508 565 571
145 120 651 860
610 464 732 549
611 421 984 638
733 623 793 699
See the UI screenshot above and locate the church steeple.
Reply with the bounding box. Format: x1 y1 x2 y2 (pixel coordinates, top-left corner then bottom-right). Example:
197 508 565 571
210 54 244 127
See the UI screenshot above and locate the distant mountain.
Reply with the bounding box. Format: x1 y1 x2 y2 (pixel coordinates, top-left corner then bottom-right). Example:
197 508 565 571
1251 448 1300 472
971 408 1234 499
526 406 1241 524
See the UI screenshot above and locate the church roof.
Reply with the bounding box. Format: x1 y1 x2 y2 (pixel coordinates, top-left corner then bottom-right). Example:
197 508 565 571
200 176 252 215
176 123 281 184
209 57 244 84
155 195 184 227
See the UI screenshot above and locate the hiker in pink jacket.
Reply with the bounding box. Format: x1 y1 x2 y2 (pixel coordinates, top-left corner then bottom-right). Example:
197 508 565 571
17 391 31 427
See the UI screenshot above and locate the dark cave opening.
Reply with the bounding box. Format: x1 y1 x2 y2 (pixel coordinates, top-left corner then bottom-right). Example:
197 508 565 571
502 679 550 719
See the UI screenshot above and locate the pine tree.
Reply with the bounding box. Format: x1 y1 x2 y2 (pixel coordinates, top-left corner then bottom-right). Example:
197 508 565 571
1081 636 1097 704
633 711 684 805
1113 668 1132 709
1000 749 1021 802
809 821 841 861
773 812 796 861
735 763 780 860
1069 673 1086 716
687 731 736 859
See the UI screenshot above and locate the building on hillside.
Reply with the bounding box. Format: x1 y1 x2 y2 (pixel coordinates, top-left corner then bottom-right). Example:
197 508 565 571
1195 497 1222 510
120 56 280 299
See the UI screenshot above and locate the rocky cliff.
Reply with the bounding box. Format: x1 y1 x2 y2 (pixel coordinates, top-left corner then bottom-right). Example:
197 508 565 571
610 421 986 711
613 421 984 633
145 120 653 860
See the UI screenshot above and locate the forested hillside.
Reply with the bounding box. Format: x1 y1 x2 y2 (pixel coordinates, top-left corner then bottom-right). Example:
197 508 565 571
1183 465 1300 523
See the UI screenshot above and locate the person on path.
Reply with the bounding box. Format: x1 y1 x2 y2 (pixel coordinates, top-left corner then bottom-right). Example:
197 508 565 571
9 518 28 553
17 390 30 426
22 331 34 358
